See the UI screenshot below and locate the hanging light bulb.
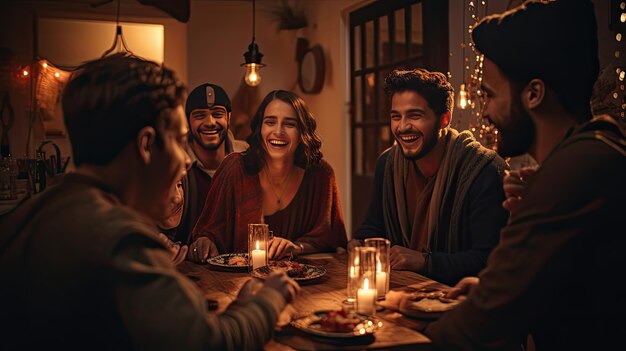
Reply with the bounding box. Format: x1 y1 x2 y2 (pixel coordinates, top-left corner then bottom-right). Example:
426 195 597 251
244 63 261 86
241 0 265 86
242 47 264 87
457 83 468 109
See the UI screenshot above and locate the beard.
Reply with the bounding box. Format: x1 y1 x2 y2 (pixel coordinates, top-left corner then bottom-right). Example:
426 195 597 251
191 129 227 151
398 126 440 161
496 95 535 158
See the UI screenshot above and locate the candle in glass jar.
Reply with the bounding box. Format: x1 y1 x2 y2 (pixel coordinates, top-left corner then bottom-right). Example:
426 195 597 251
356 278 376 315
376 259 387 298
251 240 266 270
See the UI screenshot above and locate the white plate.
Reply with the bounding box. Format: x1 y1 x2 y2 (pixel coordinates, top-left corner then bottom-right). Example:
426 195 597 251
292 310 382 338
206 253 249 270
251 261 326 282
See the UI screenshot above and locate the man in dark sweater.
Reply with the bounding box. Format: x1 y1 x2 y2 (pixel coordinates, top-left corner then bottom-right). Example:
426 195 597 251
425 0 626 349
351 69 509 285
0 54 299 350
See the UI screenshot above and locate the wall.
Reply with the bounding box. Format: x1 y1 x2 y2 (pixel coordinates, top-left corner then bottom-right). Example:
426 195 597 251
294 0 370 237
0 0 187 162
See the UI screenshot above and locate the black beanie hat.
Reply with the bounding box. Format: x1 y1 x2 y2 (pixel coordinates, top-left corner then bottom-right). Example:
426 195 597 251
185 83 232 119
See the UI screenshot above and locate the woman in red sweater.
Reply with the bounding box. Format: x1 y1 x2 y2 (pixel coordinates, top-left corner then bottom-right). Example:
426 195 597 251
188 90 347 263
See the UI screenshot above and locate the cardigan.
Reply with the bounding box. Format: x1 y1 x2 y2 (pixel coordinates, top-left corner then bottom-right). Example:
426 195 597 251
192 153 347 253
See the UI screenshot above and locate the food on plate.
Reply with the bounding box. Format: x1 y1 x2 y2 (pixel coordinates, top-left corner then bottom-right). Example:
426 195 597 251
227 255 248 266
319 310 361 333
410 290 446 301
271 260 311 279
407 288 460 312
381 287 460 315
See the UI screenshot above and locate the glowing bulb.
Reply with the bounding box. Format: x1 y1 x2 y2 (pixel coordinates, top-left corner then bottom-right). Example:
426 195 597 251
244 63 262 86
620 71 625 81
621 13 626 23
54 72 60 78
42 62 48 68
457 83 468 110
22 70 28 76
617 33 622 42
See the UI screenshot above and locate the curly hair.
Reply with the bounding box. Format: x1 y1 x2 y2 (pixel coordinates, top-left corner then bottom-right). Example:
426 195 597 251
242 90 322 174
384 69 455 117
62 53 186 166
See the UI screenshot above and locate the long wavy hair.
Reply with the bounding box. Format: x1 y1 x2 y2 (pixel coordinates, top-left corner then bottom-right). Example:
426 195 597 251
242 90 323 174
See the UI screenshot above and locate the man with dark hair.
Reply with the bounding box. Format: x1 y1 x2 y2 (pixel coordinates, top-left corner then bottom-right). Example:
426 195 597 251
351 68 509 285
163 83 247 256
425 1 626 349
0 53 299 350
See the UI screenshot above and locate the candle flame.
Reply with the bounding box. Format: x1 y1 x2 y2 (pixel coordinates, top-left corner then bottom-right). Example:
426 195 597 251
363 278 369 290
255 240 260 250
377 258 382 273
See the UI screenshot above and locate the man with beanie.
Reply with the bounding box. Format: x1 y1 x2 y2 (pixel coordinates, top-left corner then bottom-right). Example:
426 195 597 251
425 1 626 350
164 83 247 253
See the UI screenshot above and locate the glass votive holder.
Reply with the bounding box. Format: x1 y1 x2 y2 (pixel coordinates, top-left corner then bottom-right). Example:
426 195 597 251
346 245 361 303
365 238 391 299
354 246 377 315
248 223 269 271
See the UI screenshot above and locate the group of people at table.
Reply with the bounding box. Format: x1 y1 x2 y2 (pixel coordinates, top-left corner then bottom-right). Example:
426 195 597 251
1 0 624 350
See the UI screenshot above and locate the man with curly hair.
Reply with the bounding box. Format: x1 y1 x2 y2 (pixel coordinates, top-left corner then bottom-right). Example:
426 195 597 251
351 68 509 286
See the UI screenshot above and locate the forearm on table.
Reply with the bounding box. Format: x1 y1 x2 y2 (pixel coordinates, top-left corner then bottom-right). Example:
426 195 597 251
217 288 286 350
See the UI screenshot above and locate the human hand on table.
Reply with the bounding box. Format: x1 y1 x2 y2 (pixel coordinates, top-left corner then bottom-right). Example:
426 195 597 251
268 237 299 260
157 233 188 265
502 166 537 213
446 276 479 301
263 272 301 304
234 278 264 305
389 245 424 272
347 239 364 251
187 237 219 263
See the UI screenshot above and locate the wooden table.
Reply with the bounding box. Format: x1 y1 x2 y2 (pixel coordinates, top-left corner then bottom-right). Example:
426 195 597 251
178 252 449 350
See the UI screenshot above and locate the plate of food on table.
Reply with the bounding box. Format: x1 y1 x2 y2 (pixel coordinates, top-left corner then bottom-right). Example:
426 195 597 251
251 260 326 282
206 253 249 270
291 310 383 338
380 286 461 319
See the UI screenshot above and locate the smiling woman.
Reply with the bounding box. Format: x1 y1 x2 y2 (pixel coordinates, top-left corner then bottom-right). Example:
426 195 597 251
189 90 348 263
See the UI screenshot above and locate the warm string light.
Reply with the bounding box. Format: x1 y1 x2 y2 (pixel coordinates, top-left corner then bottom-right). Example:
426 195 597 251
460 0 497 149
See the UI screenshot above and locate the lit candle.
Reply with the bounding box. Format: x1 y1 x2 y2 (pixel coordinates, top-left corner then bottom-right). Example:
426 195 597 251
356 278 376 315
375 259 387 298
251 240 266 270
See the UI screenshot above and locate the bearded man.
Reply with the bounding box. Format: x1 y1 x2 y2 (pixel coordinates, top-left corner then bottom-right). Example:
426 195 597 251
166 83 248 248
425 1 626 349
351 69 509 285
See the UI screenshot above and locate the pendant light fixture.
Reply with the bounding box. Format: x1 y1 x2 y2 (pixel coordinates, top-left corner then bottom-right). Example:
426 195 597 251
241 0 265 86
101 0 133 58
